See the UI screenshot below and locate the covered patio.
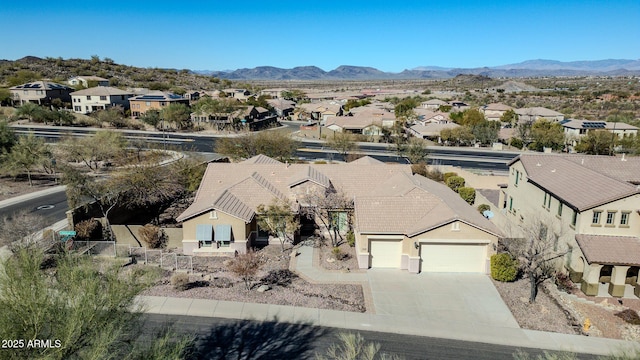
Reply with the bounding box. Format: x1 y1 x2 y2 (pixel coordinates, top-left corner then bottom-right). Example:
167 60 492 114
573 234 640 298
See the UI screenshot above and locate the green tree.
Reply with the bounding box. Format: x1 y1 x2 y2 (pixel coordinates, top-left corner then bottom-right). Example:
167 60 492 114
440 127 474 146
215 131 299 162
470 121 499 145
257 198 301 252
574 130 615 155
162 103 192 130
394 98 419 121
193 97 239 129
327 132 357 156
0 88 12 105
227 250 263 291
500 109 518 124
0 246 193 359
281 89 307 102
48 109 75 126
530 120 565 152
140 109 162 128
93 107 127 128
0 120 16 153
490 253 519 282
14 102 44 122
403 137 428 164
2 134 49 186
460 108 486 126
59 130 126 171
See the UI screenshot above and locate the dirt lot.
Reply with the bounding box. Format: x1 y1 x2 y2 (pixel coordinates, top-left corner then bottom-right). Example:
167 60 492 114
0 177 56 202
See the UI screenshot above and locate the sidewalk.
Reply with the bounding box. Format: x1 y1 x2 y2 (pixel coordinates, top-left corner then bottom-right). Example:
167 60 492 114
137 244 640 356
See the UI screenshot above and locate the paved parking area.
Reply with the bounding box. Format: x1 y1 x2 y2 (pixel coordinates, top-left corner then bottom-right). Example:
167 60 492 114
367 270 520 328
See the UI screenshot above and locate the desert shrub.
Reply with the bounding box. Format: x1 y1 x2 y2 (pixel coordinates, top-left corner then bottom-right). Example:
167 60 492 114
477 204 491 214
510 137 524 149
75 218 101 240
170 272 190 291
260 269 297 287
554 272 575 293
138 224 167 249
443 172 459 183
228 250 263 290
314 160 327 164
490 253 518 282
210 277 234 288
458 187 476 205
445 176 465 193
332 247 343 260
346 231 355 247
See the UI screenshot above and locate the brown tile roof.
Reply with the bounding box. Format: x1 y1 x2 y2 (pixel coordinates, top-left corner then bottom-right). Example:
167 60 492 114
176 159 413 222
356 172 501 237
513 154 639 211
241 154 283 164
483 103 513 111
288 166 331 188
212 190 256 222
71 86 133 96
576 234 640 266
348 156 384 165
559 154 640 184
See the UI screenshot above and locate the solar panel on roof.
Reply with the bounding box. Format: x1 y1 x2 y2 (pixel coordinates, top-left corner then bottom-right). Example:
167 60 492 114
559 119 570 125
582 122 606 129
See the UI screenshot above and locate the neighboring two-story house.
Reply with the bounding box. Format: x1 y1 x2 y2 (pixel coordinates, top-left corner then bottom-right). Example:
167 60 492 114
10 81 73 106
129 91 189 118
502 153 640 297
177 155 501 274
68 76 110 88
70 87 135 114
560 119 638 146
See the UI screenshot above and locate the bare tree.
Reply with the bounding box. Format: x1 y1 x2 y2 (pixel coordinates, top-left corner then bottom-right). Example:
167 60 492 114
0 211 49 250
138 224 167 249
228 250 263 290
256 199 300 252
300 189 353 247
506 216 568 303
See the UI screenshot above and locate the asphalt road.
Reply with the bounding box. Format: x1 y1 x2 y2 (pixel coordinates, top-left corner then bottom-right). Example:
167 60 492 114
13 125 516 171
141 314 596 360
0 189 68 223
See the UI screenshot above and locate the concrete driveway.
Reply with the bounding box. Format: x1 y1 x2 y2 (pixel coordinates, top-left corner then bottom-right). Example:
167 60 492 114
366 270 520 329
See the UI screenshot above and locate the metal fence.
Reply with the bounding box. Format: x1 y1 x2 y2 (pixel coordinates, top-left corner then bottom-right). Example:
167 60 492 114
71 240 117 257
68 241 193 273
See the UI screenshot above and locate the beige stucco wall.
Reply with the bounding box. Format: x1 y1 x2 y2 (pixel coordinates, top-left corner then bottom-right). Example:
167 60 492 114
355 220 499 272
182 210 249 245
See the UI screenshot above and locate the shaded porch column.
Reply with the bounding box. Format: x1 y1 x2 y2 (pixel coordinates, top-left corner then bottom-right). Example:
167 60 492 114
580 263 603 296
609 265 630 297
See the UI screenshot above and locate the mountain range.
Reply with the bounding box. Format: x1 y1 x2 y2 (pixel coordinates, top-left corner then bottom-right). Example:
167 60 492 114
197 59 640 80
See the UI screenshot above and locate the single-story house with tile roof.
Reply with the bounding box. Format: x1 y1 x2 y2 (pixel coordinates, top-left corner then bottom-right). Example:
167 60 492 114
421 99 448 109
409 123 461 140
515 107 564 122
481 103 514 121
502 153 640 297
177 155 501 273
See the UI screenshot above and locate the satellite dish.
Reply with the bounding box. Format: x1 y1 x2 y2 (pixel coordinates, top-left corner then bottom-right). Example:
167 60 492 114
483 210 494 219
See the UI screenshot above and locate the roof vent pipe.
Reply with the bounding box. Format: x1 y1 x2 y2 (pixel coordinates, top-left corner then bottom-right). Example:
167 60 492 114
581 159 584 165
622 153 627 162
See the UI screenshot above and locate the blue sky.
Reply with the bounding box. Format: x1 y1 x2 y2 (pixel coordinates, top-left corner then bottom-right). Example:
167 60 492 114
2 1 639 72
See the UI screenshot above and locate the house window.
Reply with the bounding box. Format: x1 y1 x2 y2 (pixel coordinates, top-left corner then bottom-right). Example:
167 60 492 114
36 90 43 95
209 210 218 219
509 197 514 212
145 101 151 106
592 211 602 225
196 224 213 247
557 202 563 217
606 211 616 225
74 106 81 111
451 222 460 231
86 96 91 100
329 211 348 232
160 102 166 106
571 210 577 227
514 170 520 186
621 212 630 226
100 96 107 101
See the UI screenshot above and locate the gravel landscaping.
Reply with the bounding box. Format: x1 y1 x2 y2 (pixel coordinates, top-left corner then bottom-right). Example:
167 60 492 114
141 244 366 312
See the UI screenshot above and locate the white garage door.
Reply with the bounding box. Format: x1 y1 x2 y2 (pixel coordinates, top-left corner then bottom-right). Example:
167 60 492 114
421 243 487 273
369 239 402 268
